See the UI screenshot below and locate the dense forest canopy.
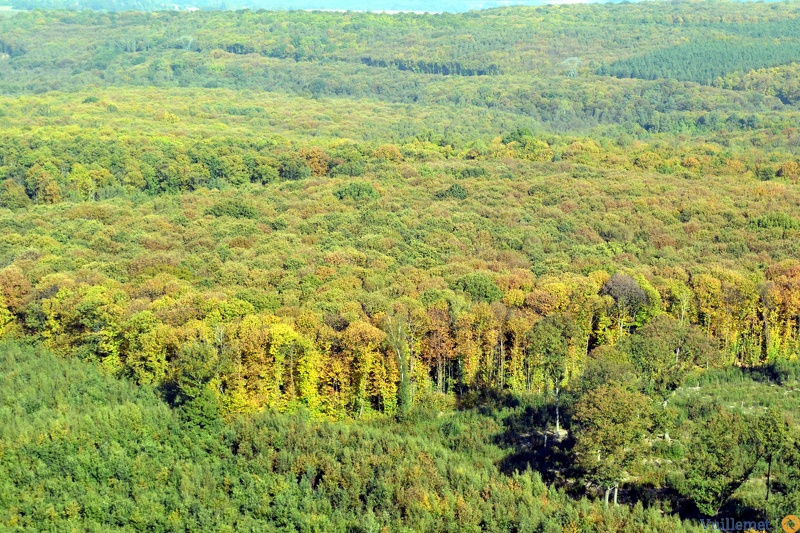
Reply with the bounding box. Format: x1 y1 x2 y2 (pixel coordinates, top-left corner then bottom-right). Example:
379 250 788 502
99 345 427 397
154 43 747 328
1 2 800 531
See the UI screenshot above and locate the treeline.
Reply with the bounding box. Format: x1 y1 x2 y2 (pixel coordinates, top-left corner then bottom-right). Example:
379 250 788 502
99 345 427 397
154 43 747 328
3 135 800 422
1 121 798 204
5 0 593 12
6 339 703 532
3 243 800 419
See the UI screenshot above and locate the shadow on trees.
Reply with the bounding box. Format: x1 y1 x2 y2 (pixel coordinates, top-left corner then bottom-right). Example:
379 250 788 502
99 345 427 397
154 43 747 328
456 387 523 412
624 480 701 520
492 399 577 485
685 359 800 387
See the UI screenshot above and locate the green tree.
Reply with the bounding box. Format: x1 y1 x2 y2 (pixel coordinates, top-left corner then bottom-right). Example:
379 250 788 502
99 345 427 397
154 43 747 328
623 315 718 406
454 273 502 304
755 406 789 502
528 313 578 434
0 179 31 209
172 341 226 433
681 407 760 517
279 154 312 181
767 432 800 525
573 383 652 506
576 345 635 396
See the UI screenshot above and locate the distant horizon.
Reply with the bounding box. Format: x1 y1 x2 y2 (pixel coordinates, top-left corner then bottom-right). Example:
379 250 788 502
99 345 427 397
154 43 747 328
1 0 776 13
0 0 700 14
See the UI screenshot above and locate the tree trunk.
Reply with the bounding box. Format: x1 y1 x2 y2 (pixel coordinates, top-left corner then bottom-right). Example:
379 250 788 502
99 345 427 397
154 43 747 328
408 333 415 404
604 488 611 508
613 485 619 506
585 333 590 359
680 297 688 325
762 307 771 362
766 455 772 501
555 386 561 434
525 352 531 392
437 356 444 394
500 336 505 390
397 346 411 420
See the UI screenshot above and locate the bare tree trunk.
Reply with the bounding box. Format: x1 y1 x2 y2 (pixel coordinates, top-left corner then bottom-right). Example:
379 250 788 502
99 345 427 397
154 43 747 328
680 297 688 325
613 486 619 506
526 357 531 392
763 308 771 362
604 488 611 508
408 331 415 405
437 355 444 394
766 456 772 502
555 386 561 434
585 327 591 359
500 335 505 390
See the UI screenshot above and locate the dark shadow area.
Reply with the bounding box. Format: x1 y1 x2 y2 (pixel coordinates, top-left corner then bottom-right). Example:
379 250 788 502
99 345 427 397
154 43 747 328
493 400 577 486
624 480 701 520
685 360 800 387
457 387 523 412
718 496 770 525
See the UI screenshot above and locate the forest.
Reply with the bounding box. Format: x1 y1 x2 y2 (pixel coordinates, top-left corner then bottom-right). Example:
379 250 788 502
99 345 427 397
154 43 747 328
1 2 800 532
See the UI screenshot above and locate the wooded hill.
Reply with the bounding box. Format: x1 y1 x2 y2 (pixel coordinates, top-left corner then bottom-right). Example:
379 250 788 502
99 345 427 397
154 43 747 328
1 2 800 531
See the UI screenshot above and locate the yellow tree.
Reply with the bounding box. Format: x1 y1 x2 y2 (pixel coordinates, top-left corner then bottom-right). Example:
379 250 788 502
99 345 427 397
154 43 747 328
455 303 498 389
234 314 279 409
0 267 31 315
0 295 13 338
340 321 386 417
422 301 455 394
41 282 128 374
67 163 97 201
122 310 175 385
764 260 800 361
269 322 322 415
24 164 61 204
505 309 537 392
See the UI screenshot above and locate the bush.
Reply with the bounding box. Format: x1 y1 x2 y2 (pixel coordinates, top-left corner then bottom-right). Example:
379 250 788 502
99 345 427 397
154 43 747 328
205 198 260 219
333 182 380 201
331 160 365 177
460 166 487 178
755 164 777 181
454 273 503 303
435 183 468 200
749 212 799 230
278 154 312 181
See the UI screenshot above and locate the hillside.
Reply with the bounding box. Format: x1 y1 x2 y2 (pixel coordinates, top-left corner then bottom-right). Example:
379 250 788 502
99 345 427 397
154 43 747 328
1 2 800 531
